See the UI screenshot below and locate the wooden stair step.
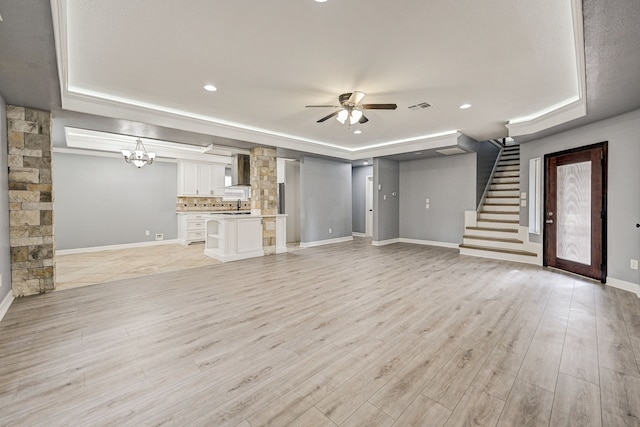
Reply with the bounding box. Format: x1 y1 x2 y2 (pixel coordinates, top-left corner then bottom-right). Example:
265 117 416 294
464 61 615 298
463 235 523 244
484 203 520 206
466 226 518 233
478 219 520 224
486 195 520 199
489 188 520 191
480 210 520 215
459 243 537 257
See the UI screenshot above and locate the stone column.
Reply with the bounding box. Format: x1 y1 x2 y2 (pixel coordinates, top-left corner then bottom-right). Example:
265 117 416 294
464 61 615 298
7 106 55 296
250 147 277 255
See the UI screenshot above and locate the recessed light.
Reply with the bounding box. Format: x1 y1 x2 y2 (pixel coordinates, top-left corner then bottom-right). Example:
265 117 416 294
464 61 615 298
354 130 362 134
459 103 472 109
315 0 328 2
204 84 217 92
363 161 369 165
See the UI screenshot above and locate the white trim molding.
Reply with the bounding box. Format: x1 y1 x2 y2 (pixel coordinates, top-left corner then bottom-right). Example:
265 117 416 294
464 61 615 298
372 238 400 247
299 236 353 248
606 277 640 298
399 238 459 249
352 232 367 238
0 292 15 323
55 239 180 256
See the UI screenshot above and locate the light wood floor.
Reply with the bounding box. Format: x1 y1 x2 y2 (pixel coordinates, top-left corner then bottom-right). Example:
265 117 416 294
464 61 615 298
1 238 639 426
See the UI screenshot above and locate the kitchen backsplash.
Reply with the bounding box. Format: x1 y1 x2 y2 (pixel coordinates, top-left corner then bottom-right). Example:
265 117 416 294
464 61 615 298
176 196 251 212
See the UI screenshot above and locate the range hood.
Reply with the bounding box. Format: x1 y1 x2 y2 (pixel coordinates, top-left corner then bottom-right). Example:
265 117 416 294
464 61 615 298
230 154 250 186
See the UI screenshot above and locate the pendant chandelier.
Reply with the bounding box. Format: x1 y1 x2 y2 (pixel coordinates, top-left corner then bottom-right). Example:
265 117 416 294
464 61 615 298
122 138 156 168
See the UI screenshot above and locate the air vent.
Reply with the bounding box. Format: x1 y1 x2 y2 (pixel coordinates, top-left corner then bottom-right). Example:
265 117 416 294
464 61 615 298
408 102 431 110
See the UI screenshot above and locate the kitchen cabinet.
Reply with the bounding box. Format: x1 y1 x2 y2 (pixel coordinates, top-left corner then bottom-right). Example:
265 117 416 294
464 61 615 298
178 212 217 244
204 214 287 262
177 161 226 196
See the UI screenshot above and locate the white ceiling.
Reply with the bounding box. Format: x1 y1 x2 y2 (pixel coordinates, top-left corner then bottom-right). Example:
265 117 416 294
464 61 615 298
51 0 586 160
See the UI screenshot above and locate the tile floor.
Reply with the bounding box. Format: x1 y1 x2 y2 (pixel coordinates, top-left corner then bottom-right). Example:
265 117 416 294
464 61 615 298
55 242 301 291
55 243 221 290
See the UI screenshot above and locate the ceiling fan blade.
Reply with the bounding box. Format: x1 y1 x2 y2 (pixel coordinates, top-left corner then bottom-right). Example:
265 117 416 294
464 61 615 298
317 111 339 123
348 91 366 105
361 103 398 110
306 105 339 108
358 115 369 124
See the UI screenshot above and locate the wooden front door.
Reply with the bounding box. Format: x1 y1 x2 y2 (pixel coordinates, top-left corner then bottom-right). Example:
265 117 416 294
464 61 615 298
544 142 607 282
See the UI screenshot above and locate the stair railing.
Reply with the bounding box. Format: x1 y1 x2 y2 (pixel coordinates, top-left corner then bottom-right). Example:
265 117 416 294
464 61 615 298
477 147 506 212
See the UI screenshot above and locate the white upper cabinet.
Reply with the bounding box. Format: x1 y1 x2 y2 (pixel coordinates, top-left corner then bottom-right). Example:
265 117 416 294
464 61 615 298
178 161 227 196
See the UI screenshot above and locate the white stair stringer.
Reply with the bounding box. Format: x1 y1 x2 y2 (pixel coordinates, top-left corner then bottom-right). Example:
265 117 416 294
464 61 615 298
460 145 542 266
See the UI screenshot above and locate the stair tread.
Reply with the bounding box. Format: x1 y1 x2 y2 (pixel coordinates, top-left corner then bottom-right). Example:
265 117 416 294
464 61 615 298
478 219 520 224
459 243 537 257
484 203 520 206
480 210 520 215
463 235 523 244
489 188 520 191
485 195 520 199
466 226 518 233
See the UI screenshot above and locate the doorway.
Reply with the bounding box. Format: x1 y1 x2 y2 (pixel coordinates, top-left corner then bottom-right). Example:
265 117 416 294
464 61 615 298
544 142 607 282
365 176 373 237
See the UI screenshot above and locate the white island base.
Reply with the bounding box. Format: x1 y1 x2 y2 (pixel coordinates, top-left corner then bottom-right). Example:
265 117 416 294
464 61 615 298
204 214 286 262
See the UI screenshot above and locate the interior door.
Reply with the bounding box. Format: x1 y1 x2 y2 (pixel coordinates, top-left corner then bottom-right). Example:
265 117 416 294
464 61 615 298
544 142 607 282
366 176 373 237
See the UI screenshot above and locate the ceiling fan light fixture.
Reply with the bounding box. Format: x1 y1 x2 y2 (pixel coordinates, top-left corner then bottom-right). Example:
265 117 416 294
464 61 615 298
350 110 363 124
336 109 349 124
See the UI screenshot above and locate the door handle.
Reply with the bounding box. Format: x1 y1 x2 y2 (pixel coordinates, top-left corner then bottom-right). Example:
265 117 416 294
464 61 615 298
546 219 554 224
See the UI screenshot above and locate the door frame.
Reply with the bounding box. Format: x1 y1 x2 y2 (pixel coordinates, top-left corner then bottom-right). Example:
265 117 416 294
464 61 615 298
543 141 608 282
365 175 373 237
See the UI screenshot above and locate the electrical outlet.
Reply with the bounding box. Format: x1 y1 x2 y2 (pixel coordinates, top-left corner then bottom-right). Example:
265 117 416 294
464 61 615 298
521 199 527 207
383 194 387 200
155 233 164 241
328 228 332 234
631 259 638 270
145 230 150 236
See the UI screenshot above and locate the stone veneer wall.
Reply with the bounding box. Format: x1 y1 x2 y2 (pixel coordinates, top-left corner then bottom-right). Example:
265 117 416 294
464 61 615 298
250 147 277 255
7 106 55 296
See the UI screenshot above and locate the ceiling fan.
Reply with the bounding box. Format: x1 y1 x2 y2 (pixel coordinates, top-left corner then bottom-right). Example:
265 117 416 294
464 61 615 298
306 91 397 125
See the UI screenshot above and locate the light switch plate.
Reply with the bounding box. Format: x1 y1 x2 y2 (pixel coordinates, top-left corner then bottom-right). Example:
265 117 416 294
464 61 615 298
521 200 527 207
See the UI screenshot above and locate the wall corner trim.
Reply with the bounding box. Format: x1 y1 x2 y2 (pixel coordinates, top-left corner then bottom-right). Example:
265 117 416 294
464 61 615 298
372 238 400 247
0 292 15 323
398 238 459 249
299 236 353 248
606 277 640 298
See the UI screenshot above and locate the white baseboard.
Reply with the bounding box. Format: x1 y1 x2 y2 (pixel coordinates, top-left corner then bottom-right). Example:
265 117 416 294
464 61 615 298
0 291 15 323
56 239 180 256
352 232 367 238
372 238 400 247
399 238 459 249
606 277 640 298
300 236 353 248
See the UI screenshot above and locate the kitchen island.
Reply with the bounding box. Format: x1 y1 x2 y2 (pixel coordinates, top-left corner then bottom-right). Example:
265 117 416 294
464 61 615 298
204 213 287 262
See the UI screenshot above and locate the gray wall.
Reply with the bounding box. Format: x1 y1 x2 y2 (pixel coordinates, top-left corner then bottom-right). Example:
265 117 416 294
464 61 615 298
399 153 476 244
475 141 501 207
373 158 400 242
352 165 373 234
520 108 640 285
299 156 352 243
53 152 178 250
0 95 11 302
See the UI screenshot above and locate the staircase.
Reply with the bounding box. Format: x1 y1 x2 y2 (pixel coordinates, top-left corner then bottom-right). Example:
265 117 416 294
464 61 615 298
459 144 540 264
